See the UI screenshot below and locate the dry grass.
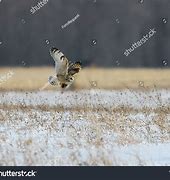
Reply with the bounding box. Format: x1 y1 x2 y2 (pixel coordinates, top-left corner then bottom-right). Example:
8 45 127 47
0 89 169 165
0 66 170 165
0 96 169 147
0 67 170 91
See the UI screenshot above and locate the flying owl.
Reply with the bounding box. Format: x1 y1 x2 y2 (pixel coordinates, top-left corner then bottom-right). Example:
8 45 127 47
48 47 82 89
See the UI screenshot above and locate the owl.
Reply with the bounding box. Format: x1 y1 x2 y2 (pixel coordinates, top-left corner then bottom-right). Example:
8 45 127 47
48 47 82 89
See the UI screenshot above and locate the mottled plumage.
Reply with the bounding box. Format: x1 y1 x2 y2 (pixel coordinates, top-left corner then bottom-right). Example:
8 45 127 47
48 47 81 89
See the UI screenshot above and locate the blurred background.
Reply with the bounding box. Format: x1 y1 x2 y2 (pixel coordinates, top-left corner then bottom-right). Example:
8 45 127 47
0 0 169 67
0 0 170 91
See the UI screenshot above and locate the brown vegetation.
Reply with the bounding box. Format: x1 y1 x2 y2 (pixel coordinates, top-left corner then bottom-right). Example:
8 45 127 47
0 67 170 91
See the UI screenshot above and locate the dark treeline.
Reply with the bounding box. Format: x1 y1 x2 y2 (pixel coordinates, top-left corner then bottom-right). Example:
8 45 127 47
0 0 169 67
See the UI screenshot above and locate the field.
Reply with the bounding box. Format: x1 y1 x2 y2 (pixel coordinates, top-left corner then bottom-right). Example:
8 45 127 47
0 68 170 165
0 67 170 91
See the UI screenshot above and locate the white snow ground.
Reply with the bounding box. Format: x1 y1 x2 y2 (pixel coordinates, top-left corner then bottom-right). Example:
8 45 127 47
0 90 169 165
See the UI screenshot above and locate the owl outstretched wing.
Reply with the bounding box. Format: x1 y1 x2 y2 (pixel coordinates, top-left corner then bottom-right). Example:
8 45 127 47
50 47 69 76
68 61 82 76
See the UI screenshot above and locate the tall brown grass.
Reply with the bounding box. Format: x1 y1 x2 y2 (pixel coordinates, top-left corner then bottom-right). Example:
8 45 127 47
0 67 170 91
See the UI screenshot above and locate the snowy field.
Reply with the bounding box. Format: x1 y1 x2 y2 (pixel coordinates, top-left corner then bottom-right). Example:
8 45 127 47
0 89 170 165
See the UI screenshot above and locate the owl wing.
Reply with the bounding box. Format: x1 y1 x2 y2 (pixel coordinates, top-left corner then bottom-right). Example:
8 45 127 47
52 50 69 76
68 61 82 76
